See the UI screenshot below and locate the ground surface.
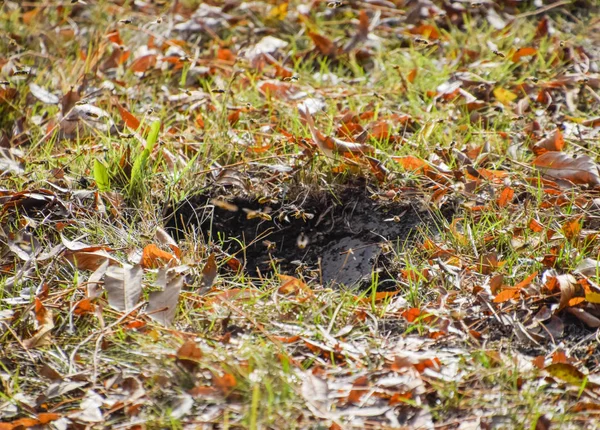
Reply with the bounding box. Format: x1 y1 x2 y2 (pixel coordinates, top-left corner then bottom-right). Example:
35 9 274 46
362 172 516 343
2 1 600 429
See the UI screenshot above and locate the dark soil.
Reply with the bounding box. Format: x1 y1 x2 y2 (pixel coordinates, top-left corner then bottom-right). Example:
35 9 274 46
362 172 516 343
165 185 454 288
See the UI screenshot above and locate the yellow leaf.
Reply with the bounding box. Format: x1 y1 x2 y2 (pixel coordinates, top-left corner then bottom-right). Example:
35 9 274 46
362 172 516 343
493 87 518 105
586 292 600 304
545 363 586 386
268 3 288 21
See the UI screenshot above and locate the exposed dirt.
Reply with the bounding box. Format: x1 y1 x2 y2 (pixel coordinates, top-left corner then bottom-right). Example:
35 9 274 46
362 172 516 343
166 184 454 288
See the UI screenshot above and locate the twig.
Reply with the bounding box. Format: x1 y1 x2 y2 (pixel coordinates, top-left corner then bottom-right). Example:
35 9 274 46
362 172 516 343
515 0 572 18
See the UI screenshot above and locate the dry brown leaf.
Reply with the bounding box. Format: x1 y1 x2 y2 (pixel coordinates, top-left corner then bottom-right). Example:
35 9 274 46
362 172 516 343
115 101 141 131
308 31 336 56
532 152 600 186
556 274 581 311
130 54 157 73
200 253 218 290
532 128 565 155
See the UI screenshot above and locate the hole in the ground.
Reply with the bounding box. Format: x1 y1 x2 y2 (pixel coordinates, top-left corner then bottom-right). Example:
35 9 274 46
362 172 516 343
165 185 454 288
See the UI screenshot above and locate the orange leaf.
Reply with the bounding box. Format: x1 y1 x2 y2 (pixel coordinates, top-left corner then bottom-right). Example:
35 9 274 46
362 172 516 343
493 288 520 303
562 216 583 243
37 413 60 425
532 128 565 155
348 376 369 404
496 186 514 207
73 298 95 315
401 307 421 322
512 47 537 63
217 48 236 62
392 155 430 173
409 24 440 40
176 340 203 371
228 110 240 126
528 218 544 233
141 244 176 269
130 54 157 73
106 29 123 45
115 102 141 130
514 271 538 290
213 372 237 393
308 31 336 56
407 68 418 83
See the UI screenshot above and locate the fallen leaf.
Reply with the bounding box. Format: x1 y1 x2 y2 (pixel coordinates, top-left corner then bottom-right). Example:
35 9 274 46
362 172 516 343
130 54 157 73
212 372 237 394
562 216 582 243
512 47 537 63
493 87 518 105
308 31 337 56
532 128 565 155
23 299 54 349
146 269 184 325
496 186 514 207
545 363 588 386
533 152 600 186
115 101 141 131
104 264 143 312
177 340 203 370
299 107 374 158
200 253 218 290
141 244 177 269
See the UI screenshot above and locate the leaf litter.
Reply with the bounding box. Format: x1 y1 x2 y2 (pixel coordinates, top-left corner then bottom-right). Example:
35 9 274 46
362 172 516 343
1 0 600 428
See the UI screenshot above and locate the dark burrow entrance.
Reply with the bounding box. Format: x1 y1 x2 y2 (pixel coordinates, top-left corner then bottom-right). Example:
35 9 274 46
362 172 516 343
165 185 454 289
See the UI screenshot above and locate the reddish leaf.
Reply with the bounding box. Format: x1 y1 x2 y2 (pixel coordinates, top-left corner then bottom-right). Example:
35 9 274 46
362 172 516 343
496 187 514 208
409 24 440 40
562 216 583 243
308 31 336 56
532 152 600 186
200 253 218 289
348 376 369 404
115 102 141 130
213 372 237 393
141 244 177 269
130 54 157 73
402 307 421 322
73 298 95 316
512 47 537 63
535 17 549 39
532 128 564 155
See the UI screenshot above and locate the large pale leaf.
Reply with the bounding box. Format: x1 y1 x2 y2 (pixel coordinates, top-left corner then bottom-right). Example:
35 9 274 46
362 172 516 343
146 268 184 325
104 264 142 312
